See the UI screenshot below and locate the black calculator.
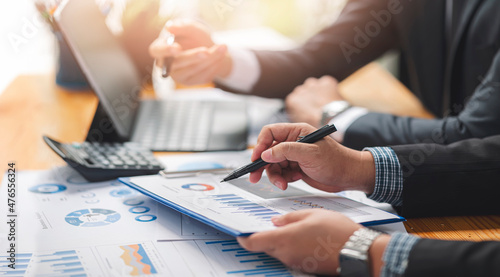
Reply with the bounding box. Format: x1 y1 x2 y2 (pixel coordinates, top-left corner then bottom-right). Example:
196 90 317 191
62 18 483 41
43 136 164 182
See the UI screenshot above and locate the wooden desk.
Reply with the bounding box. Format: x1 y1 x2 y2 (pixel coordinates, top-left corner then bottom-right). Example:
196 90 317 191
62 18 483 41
1 65 499 242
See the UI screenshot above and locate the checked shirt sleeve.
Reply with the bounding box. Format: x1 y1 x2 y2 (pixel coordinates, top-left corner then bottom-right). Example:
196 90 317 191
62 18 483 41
364 147 403 207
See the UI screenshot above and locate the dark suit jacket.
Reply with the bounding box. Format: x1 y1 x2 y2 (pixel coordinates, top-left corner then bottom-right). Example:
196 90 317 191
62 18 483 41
220 0 500 150
391 135 500 218
390 135 500 276
406 239 500 276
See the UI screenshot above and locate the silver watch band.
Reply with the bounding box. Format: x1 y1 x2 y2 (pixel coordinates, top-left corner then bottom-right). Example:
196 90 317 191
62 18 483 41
337 228 382 275
320 100 351 126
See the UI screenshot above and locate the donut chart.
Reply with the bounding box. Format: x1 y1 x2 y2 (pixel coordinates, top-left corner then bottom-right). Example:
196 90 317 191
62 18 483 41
110 188 135 198
181 183 215 191
29 184 67 194
135 215 157 222
129 206 150 214
123 198 145 206
65 208 121 227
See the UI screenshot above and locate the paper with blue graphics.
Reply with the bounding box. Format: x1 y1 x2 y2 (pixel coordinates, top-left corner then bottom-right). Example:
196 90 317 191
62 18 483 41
0 238 313 277
0 166 230 252
121 169 404 236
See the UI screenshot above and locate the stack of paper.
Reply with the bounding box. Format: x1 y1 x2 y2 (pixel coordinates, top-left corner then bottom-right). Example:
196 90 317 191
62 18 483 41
0 151 404 276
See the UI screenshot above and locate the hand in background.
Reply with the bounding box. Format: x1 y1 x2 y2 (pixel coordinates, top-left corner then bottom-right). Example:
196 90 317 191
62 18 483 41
148 19 232 86
249 123 375 194
285 76 343 127
237 209 363 275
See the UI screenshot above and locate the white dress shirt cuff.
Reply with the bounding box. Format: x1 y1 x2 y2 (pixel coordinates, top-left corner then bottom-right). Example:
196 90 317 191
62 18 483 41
330 106 368 142
215 47 260 93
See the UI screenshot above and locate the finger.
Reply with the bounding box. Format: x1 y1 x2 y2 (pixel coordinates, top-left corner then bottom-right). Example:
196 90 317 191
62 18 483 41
149 40 182 60
182 46 227 84
261 142 319 164
256 123 308 146
172 44 226 74
171 47 210 70
251 127 275 162
171 55 225 85
266 164 288 190
252 123 314 162
288 161 302 176
279 167 302 183
182 61 222 85
301 174 340 193
249 167 265 183
319 75 338 85
304 77 318 86
266 169 301 191
237 229 282 252
271 210 314 226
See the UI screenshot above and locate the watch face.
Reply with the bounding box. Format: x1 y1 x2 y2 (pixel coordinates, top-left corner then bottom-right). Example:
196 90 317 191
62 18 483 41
338 255 371 277
321 101 351 125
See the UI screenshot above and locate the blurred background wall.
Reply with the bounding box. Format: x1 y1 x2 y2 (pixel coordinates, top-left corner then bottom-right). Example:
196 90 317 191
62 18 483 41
0 0 351 94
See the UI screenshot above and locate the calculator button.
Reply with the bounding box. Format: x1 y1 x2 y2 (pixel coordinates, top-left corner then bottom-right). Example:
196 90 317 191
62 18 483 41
111 160 124 166
124 160 137 166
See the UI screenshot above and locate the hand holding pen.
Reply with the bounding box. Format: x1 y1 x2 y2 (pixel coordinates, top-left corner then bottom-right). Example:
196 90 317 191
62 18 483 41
222 123 377 194
148 19 230 86
222 123 351 188
158 29 176 78
149 25 182 78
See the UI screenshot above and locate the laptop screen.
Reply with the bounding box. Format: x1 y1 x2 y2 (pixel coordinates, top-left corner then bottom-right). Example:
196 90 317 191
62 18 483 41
54 0 141 139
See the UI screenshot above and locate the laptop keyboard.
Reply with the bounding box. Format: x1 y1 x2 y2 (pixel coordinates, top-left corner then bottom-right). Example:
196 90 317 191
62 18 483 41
135 101 214 151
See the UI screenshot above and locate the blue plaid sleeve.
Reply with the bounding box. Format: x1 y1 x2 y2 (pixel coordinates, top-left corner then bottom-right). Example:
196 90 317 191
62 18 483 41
380 233 420 277
364 147 403 207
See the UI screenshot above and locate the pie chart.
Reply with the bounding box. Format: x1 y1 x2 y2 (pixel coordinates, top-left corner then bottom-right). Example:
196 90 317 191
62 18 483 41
29 184 67 194
181 183 215 191
65 208 121 227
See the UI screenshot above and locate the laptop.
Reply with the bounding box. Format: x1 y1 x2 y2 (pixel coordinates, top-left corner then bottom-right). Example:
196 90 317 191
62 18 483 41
53 0 248 152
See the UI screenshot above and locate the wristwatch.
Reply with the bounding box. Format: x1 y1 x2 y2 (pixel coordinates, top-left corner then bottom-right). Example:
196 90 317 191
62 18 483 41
320 100 351 126
337 228 383 277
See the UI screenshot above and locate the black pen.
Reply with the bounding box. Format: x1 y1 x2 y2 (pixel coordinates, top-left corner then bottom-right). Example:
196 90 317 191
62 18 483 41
220 124 337 183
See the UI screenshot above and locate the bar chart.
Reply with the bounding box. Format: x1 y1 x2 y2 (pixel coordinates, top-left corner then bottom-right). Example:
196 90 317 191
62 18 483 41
0 250 93 276
204 239 299 277
205 194 282 222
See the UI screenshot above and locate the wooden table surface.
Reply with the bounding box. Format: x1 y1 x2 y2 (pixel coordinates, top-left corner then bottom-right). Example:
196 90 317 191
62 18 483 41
1 64 499 241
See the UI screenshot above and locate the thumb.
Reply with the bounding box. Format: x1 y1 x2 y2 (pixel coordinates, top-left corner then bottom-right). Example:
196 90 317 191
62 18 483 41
261 142 317 164
271 210 313 226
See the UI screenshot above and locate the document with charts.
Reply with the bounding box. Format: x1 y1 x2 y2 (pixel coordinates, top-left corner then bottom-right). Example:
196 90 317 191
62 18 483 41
0 239 312 277
0 167 230 252
120 173 404 236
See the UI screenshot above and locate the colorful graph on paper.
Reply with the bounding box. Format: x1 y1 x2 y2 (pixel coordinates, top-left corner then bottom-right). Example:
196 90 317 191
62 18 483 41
0 250 94 276
206 240 296 276
205 194 282 222
119 244 157 275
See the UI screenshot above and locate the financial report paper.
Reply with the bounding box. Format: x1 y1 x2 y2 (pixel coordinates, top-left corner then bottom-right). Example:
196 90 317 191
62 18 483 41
121 173 404 236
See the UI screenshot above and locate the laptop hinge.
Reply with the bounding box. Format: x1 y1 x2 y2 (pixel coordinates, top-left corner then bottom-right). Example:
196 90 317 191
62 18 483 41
85 102 126 143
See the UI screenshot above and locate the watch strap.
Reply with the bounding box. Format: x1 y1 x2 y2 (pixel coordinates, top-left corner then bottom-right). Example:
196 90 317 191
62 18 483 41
337 228 382 276
320 100 351 126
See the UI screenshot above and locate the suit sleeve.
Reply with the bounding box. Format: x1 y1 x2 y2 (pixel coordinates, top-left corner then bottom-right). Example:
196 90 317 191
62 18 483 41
218 0 400 98
389 135 500 218
404 239 500 277
343 49 500 150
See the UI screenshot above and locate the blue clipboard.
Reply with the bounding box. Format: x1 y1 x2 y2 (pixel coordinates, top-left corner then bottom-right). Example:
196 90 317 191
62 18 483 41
119 176 405 237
